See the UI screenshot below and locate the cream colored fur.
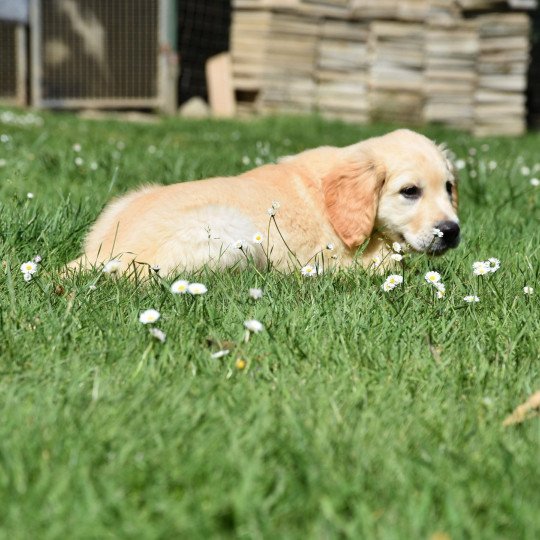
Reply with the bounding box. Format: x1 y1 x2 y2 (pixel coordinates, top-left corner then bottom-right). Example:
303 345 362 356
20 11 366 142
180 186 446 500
67 129 458 276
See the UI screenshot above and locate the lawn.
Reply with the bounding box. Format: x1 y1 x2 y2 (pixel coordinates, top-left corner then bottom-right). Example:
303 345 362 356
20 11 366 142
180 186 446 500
0 108 539 539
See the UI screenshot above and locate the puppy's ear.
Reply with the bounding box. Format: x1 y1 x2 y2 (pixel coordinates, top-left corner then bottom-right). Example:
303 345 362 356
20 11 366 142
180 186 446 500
323 153 385 249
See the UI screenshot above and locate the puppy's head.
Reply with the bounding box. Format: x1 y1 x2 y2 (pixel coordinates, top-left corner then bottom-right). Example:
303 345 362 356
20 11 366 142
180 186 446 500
323 129 459 254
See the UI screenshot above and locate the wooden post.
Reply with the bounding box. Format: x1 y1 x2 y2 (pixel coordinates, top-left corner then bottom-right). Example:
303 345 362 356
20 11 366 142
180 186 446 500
206 52 236 118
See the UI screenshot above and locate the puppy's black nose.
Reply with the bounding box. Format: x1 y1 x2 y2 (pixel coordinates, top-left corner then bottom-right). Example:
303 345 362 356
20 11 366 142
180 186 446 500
436 221 460 247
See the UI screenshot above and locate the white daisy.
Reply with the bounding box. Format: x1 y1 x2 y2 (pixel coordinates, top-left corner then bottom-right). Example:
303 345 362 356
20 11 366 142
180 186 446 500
72 143 81 152
89 284 97 290
271 201 280 210
249 287 263 300
139 309 160 324
523 286 533 295
33 255 42 263
187 283 207 295
20 261 38 274
474 265 489 276
171 279 189 294
326 243 335 251
472 261 490 276
392 242 402 253
27 192 34 199
233 240 244 250
267 207 276 216
432 228 444 238
244 319 264 333
391 253 403 262
434 282 446 293
90 161 98 171
383 275 403 291
147 145 157 154
371 255 382 268
434 282 446 298
242 156 250 165
382 281 394 292
488 160 497 170
530 178 540 187
464 295 480 303
455 159 466 170
102 259 122 273
425 271 441 284
301 264 317 277
74 157 84 167
487 258 500 273
520 166 530 176
211 349 230 359
149 327 166 343
23 273 32 282
252 232 264 244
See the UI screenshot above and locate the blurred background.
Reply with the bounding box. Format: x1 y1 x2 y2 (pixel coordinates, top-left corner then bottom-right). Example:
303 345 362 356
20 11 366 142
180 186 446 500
1 0 539 136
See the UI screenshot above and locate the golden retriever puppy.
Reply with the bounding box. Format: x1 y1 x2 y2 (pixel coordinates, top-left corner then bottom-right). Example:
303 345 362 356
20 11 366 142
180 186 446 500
67 129 459 276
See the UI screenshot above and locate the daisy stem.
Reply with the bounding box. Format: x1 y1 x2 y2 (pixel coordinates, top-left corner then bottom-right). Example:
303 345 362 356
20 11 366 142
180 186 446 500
265 217 272 271
30 274 48 297
270 216 302 267
305 249 325 266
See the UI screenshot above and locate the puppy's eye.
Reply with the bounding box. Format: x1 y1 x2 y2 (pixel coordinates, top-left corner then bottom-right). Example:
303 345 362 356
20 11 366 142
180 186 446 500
446 181 453 197
400 186 422 199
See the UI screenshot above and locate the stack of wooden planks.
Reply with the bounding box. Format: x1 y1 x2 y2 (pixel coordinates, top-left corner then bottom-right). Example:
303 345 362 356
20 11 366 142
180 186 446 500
259 11 319 114
229 0 536 135
425 4 478 130
368 21 425 124
474 13 530 136
316 18 369 123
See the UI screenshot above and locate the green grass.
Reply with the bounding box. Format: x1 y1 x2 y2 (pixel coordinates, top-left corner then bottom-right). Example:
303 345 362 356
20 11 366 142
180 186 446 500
0 109 539 539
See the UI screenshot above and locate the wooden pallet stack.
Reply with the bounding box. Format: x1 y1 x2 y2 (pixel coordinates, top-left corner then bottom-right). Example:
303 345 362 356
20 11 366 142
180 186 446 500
229 0 536 135
315 18 369 123
474 13 530 136
259 11 319 114
367 21 425 123
424 2 478 130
